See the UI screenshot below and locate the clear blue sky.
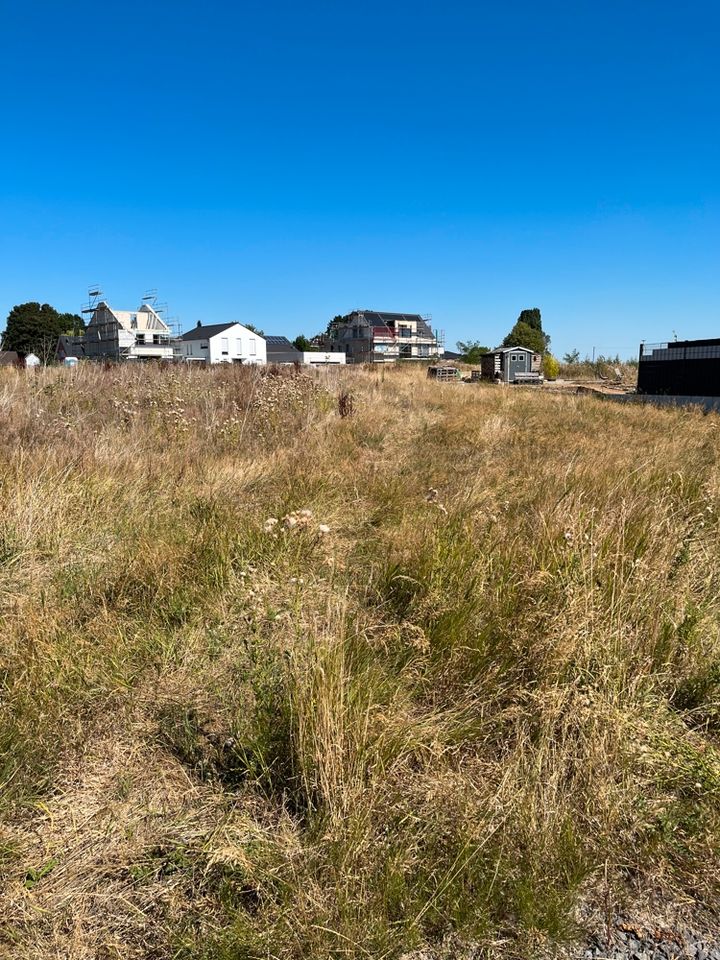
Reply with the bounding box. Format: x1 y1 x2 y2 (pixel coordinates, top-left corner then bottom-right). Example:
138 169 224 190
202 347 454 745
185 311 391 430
1 0 718 357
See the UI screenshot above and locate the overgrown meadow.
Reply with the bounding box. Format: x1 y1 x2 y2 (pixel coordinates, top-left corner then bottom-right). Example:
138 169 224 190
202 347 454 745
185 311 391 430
1 363 719 959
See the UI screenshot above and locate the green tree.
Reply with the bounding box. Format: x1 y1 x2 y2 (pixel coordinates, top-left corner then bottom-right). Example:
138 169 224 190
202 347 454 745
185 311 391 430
243 322 264 336
562 348 580 364
456 339 490 363
293 335 318 352
2 302 83 357
517 308 542 331
502 307 550 353
501 321 546 354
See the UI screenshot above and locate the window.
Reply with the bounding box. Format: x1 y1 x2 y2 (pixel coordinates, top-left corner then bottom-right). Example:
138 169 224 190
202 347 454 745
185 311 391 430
221 337 229 355
137 333 145 344
236 338 242 355
249 338 256 356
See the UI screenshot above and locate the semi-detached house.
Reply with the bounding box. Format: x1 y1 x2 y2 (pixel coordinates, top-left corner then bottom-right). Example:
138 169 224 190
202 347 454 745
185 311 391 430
178 322 267 364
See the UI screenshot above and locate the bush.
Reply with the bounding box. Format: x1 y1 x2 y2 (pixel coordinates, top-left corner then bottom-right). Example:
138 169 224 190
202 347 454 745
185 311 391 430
542 353 560 380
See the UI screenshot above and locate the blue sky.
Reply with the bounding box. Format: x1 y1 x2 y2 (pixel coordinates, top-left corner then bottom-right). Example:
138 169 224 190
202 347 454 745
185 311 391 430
1 0 718 357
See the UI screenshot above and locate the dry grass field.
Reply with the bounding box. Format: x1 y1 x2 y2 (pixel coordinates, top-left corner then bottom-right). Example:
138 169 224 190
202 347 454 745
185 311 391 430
1 362 719 959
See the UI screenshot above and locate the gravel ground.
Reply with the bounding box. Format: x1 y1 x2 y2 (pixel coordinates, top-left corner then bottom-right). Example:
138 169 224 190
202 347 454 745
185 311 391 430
580 918 720 960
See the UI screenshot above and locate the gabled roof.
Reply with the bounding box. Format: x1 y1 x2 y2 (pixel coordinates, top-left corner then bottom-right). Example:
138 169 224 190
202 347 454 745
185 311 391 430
181 322 242 341
494 345 536 354
91 301 170 334
57 335 86 358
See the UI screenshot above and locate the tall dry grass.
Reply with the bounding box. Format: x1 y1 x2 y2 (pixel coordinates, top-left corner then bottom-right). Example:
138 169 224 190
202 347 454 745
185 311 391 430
0 362 719 959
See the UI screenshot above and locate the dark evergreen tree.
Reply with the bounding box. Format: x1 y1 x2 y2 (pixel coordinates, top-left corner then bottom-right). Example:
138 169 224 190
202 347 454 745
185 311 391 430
3 302 83 356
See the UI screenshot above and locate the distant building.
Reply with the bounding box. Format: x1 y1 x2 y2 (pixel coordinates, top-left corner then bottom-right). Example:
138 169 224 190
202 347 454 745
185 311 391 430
324 310 443 363
638 339 720 397
301 351 345 365
178 322 267 365
56 335 86 363
265 336 302 364
85 301 173 361
480 347 542 383
264 337 346 365
0 351 20 367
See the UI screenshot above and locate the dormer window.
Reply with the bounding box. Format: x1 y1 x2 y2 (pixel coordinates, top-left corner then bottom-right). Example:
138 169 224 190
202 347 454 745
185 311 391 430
130 315 137 329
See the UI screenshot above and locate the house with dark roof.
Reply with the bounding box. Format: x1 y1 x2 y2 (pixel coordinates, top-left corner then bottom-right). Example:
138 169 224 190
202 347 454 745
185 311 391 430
177 322 266 364
324 310 444 363
265 336 302 364
56 335 86 363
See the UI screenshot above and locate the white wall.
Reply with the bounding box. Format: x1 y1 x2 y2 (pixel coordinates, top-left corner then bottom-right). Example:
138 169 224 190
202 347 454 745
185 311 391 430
302 351 346 365
181 323 267 365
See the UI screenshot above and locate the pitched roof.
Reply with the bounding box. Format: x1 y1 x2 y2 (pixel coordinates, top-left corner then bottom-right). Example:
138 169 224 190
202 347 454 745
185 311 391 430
57 335 86 358
180 322 240 341
351 311 435 338
95 301 170 334
494 345 536 354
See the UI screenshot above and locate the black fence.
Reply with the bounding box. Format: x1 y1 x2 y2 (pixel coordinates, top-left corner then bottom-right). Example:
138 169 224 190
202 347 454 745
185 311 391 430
638 339 720 397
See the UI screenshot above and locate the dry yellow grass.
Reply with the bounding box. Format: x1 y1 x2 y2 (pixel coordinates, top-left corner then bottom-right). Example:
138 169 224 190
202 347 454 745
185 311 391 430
0 362 719 959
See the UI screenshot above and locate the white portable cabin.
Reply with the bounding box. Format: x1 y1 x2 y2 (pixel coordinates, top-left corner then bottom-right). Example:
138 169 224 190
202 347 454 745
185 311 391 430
301 351 346 365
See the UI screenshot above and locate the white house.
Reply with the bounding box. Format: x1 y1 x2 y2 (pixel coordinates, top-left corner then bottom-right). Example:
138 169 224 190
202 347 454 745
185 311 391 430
85 301 174 361
301 351 346 365
178 322 267 365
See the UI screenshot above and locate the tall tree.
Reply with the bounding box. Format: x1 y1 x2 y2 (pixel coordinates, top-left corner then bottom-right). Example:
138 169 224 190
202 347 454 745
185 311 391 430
2 302 83 356
502 308 550 353
517 308 543 332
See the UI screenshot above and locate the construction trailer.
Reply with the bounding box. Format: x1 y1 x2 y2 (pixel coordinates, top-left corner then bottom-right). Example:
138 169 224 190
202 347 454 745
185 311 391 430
480 347 542 383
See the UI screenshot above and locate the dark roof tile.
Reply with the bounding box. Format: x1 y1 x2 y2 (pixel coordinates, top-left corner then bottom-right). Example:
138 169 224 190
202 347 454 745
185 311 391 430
181 322 242 341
